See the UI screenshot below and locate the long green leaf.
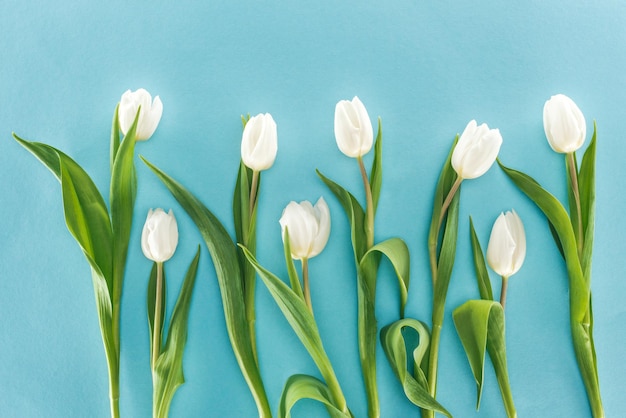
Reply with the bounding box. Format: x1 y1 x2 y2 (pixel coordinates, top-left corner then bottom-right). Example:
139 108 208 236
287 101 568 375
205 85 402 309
241 245 351 416
142 157 272 417
433 188 460 318
469 217 493 301
153 247 201 418
361 237 410 317
578 124 596 280
283 229 304 300
148 262 167 366
369 118 383 216
453 300 515 417
316 169 367 263
380 319 452 417
279 374 352 418
110 105 121 173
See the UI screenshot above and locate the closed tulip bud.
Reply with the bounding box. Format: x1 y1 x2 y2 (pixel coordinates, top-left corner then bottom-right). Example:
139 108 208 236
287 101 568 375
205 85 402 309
486 210 526 278
241 113 278 171
451 120 503 179
279 197 331 260
141 208 178 263
334 96 373 158
118 89 163 141
543 94 586 153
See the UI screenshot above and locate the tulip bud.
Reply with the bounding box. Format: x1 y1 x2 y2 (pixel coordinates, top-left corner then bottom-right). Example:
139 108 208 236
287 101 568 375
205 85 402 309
141 208 179 263
241 113 278 171
334 96 373 158
486 210 526 278
279 197 331 260
451 120 502 180
543 94 586 153
118 89 163 141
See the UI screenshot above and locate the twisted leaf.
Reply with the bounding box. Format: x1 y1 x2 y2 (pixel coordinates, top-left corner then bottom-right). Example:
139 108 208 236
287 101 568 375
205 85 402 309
279 375 352 418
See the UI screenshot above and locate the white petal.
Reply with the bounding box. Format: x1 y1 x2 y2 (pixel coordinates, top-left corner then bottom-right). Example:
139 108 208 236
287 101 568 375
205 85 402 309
309 197 331 258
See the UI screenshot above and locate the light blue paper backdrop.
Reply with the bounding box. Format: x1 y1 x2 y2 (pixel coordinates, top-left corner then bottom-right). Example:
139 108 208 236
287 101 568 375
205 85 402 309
1 1 624 417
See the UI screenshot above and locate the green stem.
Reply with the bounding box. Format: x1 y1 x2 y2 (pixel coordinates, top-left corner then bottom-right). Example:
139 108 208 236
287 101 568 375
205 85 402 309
249 170 260 219
500 276 509 310
358 156 375 249
152 262 164 369
246 169 260 362
108 363 120 418
302 258 313 314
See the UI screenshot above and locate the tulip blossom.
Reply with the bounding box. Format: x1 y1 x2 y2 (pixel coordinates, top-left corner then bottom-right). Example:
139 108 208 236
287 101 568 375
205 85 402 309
118 89 163 141
451 120 502 180
487 210 526 278
141 208 179 263
543 94 586 153
334 96 373 158
241 113 278 171
279 197 331 260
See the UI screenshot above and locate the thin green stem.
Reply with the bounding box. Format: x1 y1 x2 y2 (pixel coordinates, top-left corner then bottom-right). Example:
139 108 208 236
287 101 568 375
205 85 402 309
500 276 509 310
107 362 120 418
249 170 260 219
302 258 313 314
566 152 584 258
427 324 442 398
245 169 260 362
358 156 375 249
152 262 164 370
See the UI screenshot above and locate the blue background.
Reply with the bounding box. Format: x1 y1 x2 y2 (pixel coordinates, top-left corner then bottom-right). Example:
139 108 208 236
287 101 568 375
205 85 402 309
1 1 625 417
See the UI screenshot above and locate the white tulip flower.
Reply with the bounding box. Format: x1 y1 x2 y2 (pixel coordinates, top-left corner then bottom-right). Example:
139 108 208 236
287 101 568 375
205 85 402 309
141 208 178 263
334 96 373 158
486 210 526 279
118 89 163 141
451 120 503 180
241 113 278 171
543 94 586 153
279 197 331 260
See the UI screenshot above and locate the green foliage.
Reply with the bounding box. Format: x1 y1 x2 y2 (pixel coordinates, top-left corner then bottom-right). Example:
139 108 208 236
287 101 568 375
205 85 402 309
151 247 201 418
279 375 352 418
142 158 272 417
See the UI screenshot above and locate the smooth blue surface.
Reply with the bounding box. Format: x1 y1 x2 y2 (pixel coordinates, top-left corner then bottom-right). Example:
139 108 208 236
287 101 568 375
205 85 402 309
1 1 625 417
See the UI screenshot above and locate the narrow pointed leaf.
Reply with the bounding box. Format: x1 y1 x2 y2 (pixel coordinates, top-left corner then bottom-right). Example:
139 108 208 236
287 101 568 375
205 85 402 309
110 104 121 172
283 229 304 300
433 189 460 317
565 153 582 245
369 118 383 216
469 217 493 301
380 319 452 417
153 247 201 418
317 169 367 263
142 157 272 417
241 246 349 414
147 262 167 366
279 374 353 418
361 237 410 317
578 124 596 279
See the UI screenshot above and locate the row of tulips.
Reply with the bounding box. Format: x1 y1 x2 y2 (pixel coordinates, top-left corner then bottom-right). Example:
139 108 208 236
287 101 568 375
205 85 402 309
14 89 601 418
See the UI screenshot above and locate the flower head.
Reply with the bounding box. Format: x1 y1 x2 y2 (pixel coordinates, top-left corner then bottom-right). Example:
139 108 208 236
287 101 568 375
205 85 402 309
543 94 586 153
451 120 502 179
334 96 373 158
486 210 526 278
141 208 178 263
279 197 331 260
118 89 163 141
241 113 278 171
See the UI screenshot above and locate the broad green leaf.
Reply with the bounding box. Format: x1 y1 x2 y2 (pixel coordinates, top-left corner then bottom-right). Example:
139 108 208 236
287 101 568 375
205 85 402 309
142 157 272 417
369 118 383 216
279 374 353 418
147 262 167 365
380 319 452 417
361 237 410 317
453 300 515 417
153 247 201 418
241 246 350 415
317 169 367 263
469 217 493 301
283 229 304 300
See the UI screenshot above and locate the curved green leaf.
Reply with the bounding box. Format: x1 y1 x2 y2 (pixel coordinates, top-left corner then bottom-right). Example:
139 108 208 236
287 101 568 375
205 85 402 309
362 237 410 317
380 319 452 417
153 247 201 418
142 157 272 417
241 245 351 416
578 124 596 280
279 374 352 418
453 300 515 417
283 229 304 300
469 217 493 301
